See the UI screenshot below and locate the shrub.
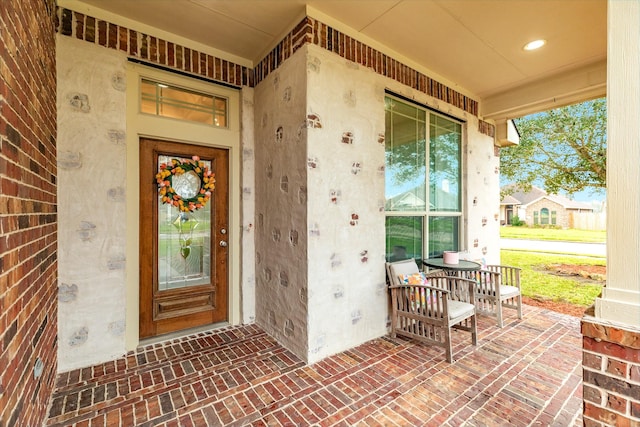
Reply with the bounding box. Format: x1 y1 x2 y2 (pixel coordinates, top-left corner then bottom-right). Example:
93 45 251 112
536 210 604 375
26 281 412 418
511 216 525 226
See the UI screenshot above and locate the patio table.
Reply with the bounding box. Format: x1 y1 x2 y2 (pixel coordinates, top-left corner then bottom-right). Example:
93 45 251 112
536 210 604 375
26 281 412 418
422 258 481 277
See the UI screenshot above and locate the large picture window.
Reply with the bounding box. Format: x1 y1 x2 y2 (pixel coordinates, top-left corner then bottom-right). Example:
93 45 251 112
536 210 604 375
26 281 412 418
385 96 463 262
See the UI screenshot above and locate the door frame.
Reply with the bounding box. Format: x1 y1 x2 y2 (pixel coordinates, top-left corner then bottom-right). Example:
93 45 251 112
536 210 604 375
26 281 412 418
139 139 229 338
124 63 242 350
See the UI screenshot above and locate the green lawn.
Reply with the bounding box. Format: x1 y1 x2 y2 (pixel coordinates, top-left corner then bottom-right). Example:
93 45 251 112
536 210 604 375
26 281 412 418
501 250 604 306
500 226 606 243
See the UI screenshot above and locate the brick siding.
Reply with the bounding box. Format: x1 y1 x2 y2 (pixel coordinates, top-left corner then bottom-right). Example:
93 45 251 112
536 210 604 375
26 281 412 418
525 198 569 228
0 0 59 426
582 319 640 426
478 120 496 138
56 8 480 118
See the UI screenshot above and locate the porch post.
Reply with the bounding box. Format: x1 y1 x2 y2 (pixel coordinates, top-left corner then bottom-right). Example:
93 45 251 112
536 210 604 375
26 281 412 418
596 0 640 326
582 1 640 425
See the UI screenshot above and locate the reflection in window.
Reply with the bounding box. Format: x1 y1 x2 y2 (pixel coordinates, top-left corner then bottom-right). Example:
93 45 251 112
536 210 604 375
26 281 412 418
430 115 461 212
141 79 227 127
385 216 423 263
157 155 212 291
428 216 459 258
385 98 426 212
384 96 463 261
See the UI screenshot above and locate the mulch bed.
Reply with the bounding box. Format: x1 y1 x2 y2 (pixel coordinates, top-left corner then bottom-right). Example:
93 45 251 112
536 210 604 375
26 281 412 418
523 296 587 317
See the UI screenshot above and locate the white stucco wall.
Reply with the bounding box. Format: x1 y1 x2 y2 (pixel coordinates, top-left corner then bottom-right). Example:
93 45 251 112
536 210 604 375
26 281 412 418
240 87 256 324
56 31 500 370
254 49 309 360
465 127 501 265
57 36 128 371
57 36 251 371
305 46 388 361
254 44 501 363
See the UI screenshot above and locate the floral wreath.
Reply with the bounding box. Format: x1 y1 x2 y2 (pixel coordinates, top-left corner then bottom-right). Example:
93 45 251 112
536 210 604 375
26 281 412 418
156 156 215 212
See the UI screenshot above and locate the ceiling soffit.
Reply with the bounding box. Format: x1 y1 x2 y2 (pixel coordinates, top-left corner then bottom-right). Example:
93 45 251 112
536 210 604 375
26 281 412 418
64 0 607 121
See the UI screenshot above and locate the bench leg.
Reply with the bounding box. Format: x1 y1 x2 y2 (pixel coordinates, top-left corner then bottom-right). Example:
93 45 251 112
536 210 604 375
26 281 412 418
444 330 453 363
470 315 478 346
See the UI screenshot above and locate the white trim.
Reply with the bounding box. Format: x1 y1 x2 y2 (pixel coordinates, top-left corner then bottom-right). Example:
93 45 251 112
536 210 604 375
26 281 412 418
125 62 242 351
384 95 466 255
603 0 640 329
595 294 640 328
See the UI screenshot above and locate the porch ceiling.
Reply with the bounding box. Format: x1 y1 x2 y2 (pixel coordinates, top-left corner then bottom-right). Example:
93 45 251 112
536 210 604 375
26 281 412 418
70 0 607 121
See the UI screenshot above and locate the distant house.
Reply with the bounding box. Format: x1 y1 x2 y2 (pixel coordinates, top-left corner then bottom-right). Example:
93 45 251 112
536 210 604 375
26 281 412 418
385 183 459 212
500 186 594 228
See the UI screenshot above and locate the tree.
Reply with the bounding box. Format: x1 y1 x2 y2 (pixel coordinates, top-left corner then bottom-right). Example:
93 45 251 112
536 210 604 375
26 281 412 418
500 98 606 196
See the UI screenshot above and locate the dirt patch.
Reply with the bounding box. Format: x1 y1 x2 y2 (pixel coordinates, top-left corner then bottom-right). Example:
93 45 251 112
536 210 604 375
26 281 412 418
525 263 605 317
545 263 606 282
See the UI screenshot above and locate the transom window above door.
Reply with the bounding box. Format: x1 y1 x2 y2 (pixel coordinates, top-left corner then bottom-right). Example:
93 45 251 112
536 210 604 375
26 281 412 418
140 78 228 127
384 95 464 262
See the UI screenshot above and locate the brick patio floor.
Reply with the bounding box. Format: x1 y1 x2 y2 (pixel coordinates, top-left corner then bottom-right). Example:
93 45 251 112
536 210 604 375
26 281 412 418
46 305 583 426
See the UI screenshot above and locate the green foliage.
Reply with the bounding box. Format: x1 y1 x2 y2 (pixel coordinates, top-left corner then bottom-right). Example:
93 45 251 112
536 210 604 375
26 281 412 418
510 216 525 226
501 250 604 306
500 98 606 195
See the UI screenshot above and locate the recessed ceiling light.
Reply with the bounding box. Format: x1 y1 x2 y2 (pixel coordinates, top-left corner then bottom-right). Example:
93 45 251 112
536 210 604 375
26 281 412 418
523 39 546 51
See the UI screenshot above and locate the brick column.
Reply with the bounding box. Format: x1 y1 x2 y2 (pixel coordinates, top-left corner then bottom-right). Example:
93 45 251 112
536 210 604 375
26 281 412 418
582 319 640 425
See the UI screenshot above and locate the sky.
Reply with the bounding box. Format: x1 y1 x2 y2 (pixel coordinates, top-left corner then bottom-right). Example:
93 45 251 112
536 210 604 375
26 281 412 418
569 188 606 203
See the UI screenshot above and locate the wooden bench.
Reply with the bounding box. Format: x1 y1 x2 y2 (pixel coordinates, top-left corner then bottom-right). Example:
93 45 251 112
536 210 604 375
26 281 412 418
386 259 477 363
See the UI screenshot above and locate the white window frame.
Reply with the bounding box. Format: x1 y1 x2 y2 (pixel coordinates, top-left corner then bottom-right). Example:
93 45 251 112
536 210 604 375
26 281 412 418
384 95 465 261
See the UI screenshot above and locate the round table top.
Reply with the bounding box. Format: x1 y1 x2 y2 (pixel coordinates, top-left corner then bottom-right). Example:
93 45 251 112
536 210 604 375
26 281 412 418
422 258 481 271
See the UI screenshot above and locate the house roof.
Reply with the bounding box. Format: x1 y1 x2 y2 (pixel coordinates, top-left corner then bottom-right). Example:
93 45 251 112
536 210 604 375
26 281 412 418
507 185 547 206
545 194 594 210
66 0 607 122
500 195 521 206
386 191 426 211
503 185 594 210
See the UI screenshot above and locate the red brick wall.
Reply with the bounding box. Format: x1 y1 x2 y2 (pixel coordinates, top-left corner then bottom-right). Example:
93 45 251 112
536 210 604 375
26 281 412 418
0 0 58 426
525 198 568 228
56 7 479 117
582 319 640 426
57 7 253 87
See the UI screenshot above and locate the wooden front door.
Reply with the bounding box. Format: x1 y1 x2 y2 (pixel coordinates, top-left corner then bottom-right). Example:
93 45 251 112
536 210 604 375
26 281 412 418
140 138 229 338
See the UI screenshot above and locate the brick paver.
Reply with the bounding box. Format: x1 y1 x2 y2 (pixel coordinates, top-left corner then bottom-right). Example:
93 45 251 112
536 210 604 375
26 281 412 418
46 306 583 426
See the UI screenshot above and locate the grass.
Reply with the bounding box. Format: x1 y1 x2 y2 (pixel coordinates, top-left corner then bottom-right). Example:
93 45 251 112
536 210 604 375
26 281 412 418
501 250 604 306
500 226 606 243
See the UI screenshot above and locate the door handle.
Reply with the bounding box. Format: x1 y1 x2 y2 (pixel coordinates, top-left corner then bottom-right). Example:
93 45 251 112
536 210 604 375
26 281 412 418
219 240 228 247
